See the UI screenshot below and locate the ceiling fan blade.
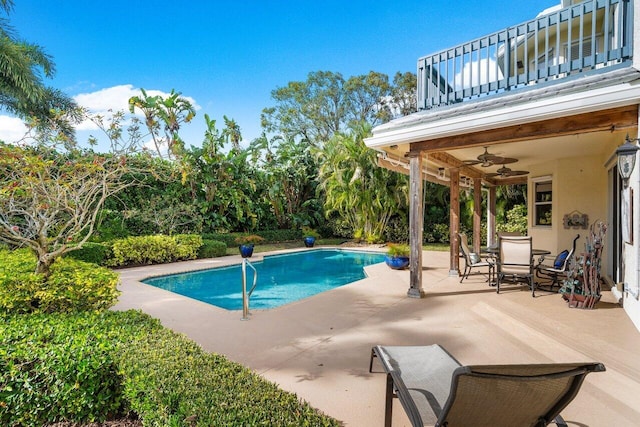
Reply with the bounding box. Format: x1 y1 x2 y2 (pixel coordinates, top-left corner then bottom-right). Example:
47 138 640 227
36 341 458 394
505 170 529 176
492 157 518 165
463 147 518 168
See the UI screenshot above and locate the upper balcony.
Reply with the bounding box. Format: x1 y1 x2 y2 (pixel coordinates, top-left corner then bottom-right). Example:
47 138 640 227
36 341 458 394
418 0 634 111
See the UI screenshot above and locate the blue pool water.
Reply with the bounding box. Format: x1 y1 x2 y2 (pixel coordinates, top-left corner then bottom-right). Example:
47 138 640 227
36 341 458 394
143 249 386 310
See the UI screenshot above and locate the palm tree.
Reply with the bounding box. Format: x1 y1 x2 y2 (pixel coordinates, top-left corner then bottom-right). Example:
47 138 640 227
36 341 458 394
316 121 408 243
0 1 78 138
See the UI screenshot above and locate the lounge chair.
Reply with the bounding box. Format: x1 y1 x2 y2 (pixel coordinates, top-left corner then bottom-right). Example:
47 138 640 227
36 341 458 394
458 233 494 283
369 344 605 427
536 234 580 291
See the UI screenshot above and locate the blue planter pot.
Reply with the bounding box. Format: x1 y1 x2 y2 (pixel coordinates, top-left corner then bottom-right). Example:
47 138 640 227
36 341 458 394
385 255 410 270
304 236 316 248
239 244 254 258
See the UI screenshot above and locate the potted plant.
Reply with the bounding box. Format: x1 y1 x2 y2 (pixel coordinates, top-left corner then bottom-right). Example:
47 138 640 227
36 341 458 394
302 227 320 248
234 234 264 258
385 243 410 270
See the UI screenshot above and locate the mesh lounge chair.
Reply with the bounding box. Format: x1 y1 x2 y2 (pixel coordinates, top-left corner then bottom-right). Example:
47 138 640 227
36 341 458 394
497 235 535 296
536 234 580 291
369 344 605 427
458 233 494 283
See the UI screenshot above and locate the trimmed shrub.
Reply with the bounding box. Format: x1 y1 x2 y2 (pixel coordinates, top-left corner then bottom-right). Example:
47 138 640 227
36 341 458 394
203 229 302 248
197 239 227 258
0 249 119 314
173 234 203 260
0 312 126 426
108 234 202 267
115 313 340 426
65 242 111 265
0 311 340 426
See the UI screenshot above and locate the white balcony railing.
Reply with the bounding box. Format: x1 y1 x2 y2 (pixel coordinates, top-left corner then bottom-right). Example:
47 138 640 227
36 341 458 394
418 0 633 110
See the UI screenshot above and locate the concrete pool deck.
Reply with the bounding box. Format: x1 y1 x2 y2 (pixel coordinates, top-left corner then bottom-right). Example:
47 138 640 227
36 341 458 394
113 248 640 426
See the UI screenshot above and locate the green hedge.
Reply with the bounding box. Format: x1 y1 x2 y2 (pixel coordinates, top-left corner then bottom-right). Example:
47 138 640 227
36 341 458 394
0 311 340 426
0 312 126 425
65 242 112 265
107 234 203 267
0 249 119 314
197 239 227 258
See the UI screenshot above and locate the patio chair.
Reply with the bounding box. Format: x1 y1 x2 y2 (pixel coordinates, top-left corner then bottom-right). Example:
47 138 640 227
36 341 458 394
535 234 580 291
497 235 535 296
369 344 605 427
458 233 494 283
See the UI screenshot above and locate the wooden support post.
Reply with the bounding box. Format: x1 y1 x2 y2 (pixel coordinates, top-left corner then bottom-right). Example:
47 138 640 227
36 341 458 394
449 169 460 276
473 178 482 254
488 186 497 247
408 153 425 298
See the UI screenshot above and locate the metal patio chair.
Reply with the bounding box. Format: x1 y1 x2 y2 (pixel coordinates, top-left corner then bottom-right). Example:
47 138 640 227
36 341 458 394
536 234 580 291
369 344 605 427
458 233 494 283
497 235 535 296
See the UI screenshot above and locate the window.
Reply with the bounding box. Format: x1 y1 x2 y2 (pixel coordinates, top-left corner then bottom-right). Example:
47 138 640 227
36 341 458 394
534 180 552 226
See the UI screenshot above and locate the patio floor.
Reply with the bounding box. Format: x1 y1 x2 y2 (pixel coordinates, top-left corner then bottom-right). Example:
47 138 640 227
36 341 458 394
113 248 640 427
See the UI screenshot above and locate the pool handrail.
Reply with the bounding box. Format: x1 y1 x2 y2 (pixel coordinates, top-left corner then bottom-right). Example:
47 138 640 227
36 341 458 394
241 258 258 320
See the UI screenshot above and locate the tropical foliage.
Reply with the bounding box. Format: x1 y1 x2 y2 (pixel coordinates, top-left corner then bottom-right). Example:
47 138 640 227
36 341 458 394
317 122 408 243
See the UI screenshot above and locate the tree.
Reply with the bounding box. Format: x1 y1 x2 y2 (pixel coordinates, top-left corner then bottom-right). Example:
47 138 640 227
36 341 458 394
316 122 408 243
261 70 398 145
183 114 257 232
343 71 391 126
128 88 195 158
389 71 418 118
0 1 79 138
0 111 150 276
248 133 321 229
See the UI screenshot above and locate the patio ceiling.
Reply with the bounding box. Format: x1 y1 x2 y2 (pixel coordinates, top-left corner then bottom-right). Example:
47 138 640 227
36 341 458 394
379 126 629 186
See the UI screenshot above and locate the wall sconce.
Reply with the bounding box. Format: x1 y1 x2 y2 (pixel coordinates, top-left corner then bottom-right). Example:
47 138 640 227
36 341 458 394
617 134 639 188
437 167 445 179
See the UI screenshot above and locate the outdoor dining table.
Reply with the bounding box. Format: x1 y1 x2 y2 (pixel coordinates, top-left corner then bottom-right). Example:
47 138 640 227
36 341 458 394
481 246 551 286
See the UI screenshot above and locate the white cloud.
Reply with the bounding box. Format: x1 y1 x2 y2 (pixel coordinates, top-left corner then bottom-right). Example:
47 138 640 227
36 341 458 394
0 116 28 143
453 58 504 89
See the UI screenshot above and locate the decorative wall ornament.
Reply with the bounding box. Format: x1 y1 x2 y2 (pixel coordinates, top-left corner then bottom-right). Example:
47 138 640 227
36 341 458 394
563 211 589 229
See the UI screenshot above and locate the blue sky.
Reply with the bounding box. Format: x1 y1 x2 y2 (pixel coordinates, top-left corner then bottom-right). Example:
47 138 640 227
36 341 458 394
3 0 558 149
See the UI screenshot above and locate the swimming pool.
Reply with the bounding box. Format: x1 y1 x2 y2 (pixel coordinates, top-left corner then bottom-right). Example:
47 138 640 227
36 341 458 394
142 249 386 310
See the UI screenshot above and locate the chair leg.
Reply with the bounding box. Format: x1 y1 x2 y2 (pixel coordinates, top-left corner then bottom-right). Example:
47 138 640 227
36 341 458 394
553 414 568 427
369 347 376 373
531 275 536 297
384 373 394 427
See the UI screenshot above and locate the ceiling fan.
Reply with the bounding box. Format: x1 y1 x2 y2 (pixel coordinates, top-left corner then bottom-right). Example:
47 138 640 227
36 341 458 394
485 165 530 179
463 147 518 167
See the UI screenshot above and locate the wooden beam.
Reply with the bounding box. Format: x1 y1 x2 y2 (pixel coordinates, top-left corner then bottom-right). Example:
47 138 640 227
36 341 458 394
376 156 449 186
409 105 639 153
427 151 484 179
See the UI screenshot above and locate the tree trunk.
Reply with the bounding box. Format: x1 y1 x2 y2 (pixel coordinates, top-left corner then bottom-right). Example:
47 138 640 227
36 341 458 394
35 252 54 278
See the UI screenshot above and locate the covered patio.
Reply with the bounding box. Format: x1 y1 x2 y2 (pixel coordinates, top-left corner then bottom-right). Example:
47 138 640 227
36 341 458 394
113 249 640 426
